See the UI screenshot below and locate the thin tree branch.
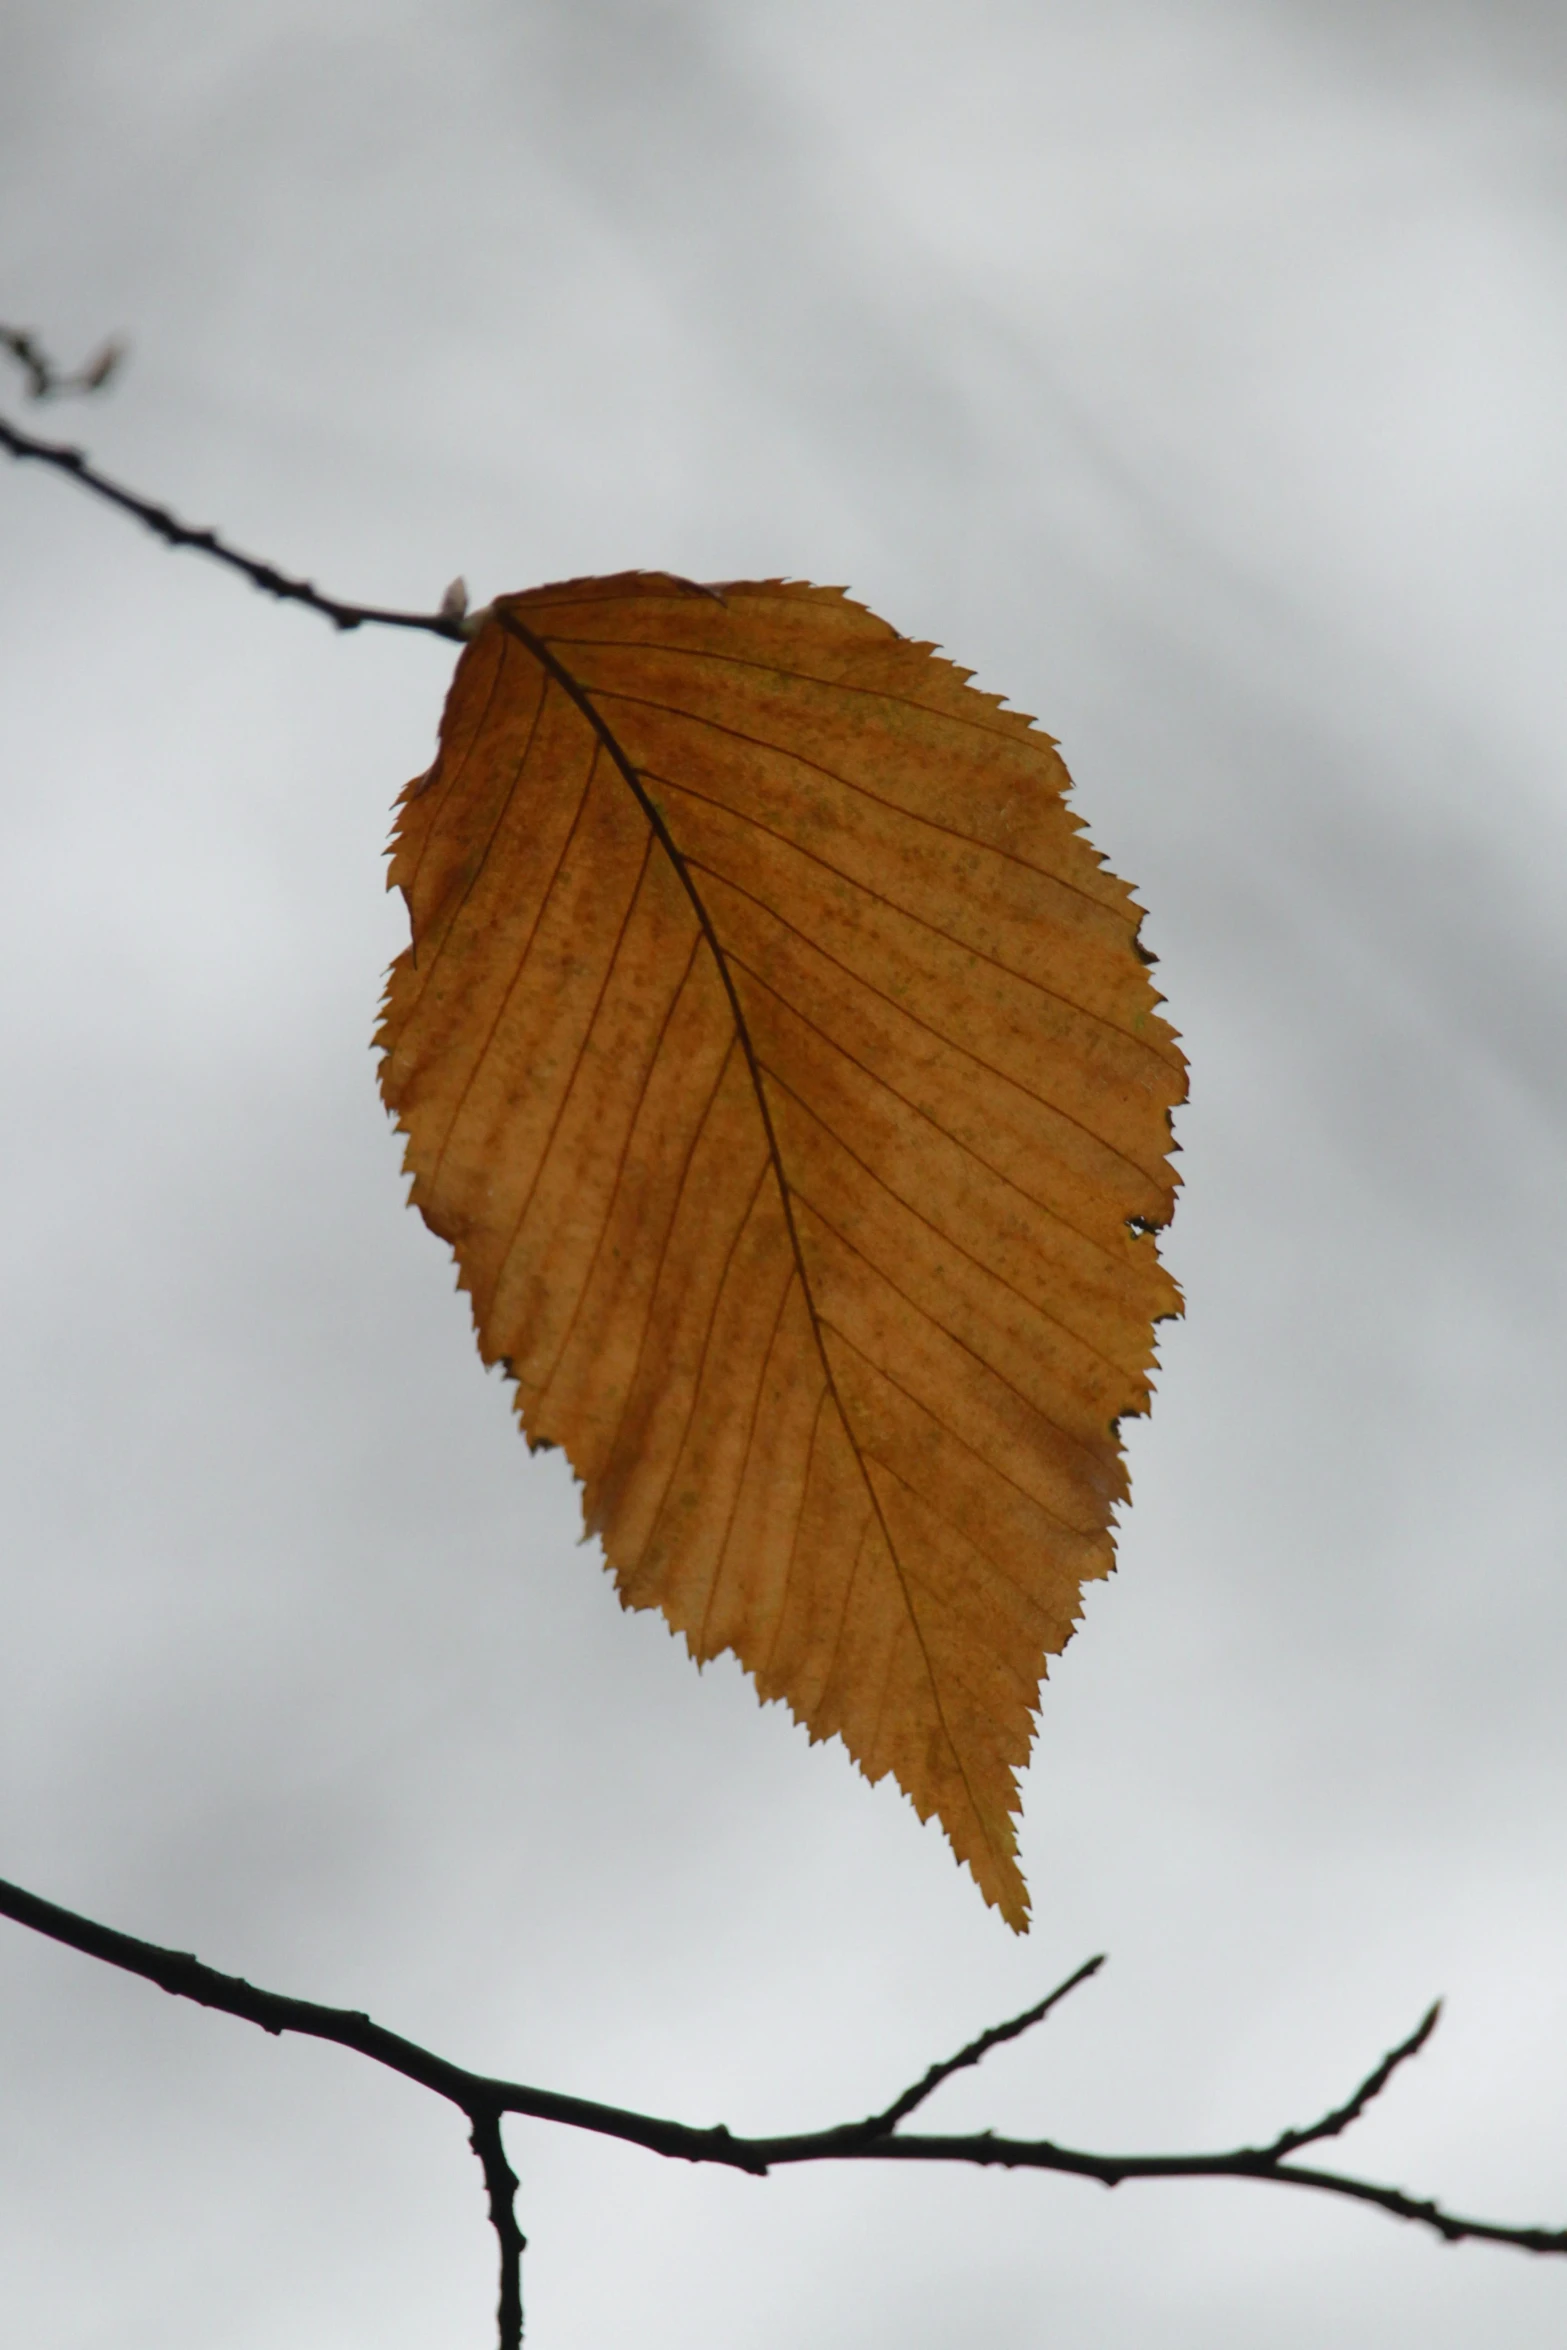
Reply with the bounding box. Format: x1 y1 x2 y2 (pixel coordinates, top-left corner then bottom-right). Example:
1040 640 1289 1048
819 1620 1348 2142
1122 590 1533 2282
1 325 123 402
4 1872 1565 2283
469 2105 526 2350
852 1952 1104 2137
1260 2000 1443 2160
0 407 465 641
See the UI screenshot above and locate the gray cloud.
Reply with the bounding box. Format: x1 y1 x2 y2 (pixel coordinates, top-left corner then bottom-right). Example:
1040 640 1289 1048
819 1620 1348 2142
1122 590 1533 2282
2 4 1566 2344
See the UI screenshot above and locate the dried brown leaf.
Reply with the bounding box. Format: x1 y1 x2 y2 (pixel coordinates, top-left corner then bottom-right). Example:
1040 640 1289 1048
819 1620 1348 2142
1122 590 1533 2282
377 574 1185 1928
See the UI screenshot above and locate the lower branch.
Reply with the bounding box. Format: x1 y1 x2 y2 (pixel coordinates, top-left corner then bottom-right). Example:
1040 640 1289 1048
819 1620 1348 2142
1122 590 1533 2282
3 1873 1564 2331
470 2105 526 2350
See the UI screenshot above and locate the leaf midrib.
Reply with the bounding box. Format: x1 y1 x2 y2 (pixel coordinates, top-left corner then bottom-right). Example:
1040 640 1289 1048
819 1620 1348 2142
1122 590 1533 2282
491 606 999 1888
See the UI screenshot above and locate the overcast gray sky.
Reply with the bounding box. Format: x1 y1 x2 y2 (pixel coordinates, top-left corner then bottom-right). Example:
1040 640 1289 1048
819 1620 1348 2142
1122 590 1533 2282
3 4 1566 2345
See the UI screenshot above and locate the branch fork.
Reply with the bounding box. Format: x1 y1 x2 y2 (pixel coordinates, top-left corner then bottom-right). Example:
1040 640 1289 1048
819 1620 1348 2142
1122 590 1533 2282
3 1872 1563 2350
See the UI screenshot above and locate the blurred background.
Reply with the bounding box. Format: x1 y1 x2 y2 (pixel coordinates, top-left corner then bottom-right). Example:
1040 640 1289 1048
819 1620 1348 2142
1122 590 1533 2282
2 3 1565 2343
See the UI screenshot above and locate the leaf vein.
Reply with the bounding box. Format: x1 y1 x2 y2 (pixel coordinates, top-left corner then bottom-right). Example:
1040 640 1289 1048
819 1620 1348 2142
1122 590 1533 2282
700 1267 801 1654
789 1188 1111 1475
862 1450 1078 1627
648 767 1173 1063
726 953 1141 1269
818 1323 1096 1540
490 831 658 1347
760 1379 830 1686
596 1035 741 1499
533 928 706 1410
639 1153 774 1577
567 675 1114 910
690 859 1168 1189
429 727 599 1191
755 1058 1136 1380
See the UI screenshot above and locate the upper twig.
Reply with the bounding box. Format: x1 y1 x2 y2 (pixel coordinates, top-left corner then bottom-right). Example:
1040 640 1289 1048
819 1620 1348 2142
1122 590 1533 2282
1 325 123 403
0 405 465 641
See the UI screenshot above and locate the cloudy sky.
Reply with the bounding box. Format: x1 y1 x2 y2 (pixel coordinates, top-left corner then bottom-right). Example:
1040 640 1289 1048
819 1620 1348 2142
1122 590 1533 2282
3 3 1566 2344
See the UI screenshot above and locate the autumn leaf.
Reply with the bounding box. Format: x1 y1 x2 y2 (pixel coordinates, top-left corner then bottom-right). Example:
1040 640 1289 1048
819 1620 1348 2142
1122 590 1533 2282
376 574 1185 1929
